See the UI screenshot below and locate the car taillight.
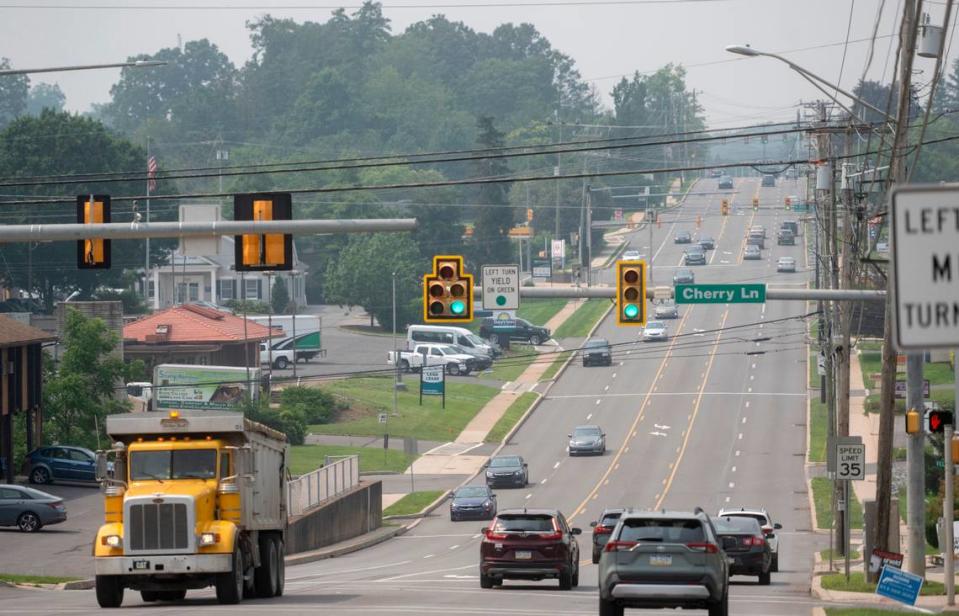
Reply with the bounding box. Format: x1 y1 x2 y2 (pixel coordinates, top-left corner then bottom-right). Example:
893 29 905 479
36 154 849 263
484 529 508 541
593 525 613 536
742 536 765 547
686 542 719 554
47 502 64 510
604 541 638 552
539 531 562 540
761 526 774 536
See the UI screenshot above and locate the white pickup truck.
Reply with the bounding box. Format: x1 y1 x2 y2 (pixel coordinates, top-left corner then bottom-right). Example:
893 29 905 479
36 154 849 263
387 343 474 376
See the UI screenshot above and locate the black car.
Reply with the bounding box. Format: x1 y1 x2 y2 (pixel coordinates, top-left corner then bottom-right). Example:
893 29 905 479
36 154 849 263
582 337 612 367
485 455 528 488
674 231 692 244
479 317 551 346
449 485 497 521
590 508 624 563
699 235 715 250
761 174 776 187
713 516 772 585
718 176 734 189
684 246 707 266
673 268 695 284
568 425 606 456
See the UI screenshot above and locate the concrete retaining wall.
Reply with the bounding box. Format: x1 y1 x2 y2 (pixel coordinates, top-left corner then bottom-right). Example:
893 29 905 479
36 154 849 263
286 480 382 554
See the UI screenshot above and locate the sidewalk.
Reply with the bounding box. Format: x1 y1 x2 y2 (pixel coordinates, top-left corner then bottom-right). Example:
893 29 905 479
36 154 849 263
849 348 878 505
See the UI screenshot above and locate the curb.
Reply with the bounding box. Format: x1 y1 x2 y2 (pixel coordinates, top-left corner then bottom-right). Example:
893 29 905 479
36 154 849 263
383 488 454 521
61 579 94 590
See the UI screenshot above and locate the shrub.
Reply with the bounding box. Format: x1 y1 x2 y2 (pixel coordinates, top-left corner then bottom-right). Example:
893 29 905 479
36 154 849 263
280 386 342 425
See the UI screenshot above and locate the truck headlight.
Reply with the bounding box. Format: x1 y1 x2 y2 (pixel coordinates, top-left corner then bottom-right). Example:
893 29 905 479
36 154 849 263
198 532 220 547
102 535 122 548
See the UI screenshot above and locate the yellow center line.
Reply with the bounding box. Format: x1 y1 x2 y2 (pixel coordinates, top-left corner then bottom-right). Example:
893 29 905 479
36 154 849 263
737 207 759 264
654 307 731 510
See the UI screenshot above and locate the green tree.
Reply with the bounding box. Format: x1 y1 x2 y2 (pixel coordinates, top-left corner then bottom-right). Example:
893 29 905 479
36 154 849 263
43 310 137 450
469 116 514 268
0 58 28 128
325 233 420 329
271 275 291 314
26 83 65 115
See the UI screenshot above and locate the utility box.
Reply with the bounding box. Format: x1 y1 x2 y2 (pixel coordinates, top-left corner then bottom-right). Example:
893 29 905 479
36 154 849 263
917 14 943 59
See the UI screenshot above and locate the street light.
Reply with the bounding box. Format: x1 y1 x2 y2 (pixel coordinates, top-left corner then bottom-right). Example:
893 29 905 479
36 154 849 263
724 44 895 124
0 59 166 76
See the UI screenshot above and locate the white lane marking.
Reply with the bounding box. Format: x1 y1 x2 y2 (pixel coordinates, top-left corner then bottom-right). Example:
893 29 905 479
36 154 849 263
738 433 744 440
423 554 434 559
612 372 618 377
604 385 609 392
731 466 737 473
596 399 602 405
586 413 593 421
747 387 753 393
750 375 755 381
744 401 751 409
395 534 478 539
619 362 624 366
546 391 806 399
525 493 532 500
449 545 459 550
553 461 561 469
649 431 668 437
725 496 731 502
376 563 475 582
742 417 747 424
540 478 547 485
735 450 741 456
751 363 756 369
729 482 735 488
654 424 671 430
761 304 766 314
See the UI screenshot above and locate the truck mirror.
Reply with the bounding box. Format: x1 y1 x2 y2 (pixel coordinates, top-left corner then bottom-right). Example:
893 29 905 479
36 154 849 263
95 452 108 481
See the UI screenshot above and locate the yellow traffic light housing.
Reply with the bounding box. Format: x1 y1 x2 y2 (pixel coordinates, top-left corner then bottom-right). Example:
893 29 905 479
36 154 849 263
423 255 473 323
77 194 111 269
234 192 293 271
721 199 729 216
952 435 959 465
616 260 646 326
752 197 759 210
905 408 921 434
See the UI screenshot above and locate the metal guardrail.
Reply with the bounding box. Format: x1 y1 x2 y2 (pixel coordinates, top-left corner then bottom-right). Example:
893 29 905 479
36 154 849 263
287 454 360 517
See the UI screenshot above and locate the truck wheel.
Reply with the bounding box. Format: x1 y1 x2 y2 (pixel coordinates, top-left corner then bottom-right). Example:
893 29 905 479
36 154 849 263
95 575 124 608
215 547 244 605
274 357 289 370
254 534 279 598
448 364 461 376
273 537 285 597
140 590 159 602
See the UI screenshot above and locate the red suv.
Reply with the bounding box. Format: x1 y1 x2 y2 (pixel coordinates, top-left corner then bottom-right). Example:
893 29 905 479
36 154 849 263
479 508 581 590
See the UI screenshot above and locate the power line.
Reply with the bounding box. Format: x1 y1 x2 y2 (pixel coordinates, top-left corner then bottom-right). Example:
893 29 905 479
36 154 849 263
0 0 739 8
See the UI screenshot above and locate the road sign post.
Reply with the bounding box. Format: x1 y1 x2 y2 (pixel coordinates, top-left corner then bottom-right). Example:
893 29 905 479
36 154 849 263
890 184 959 350
482 265 520 311
420 365 446 409
674 284 766 304
835 439 865 580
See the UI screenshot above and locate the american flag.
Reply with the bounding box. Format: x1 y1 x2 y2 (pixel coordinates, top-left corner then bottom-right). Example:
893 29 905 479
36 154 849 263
147 155 158 193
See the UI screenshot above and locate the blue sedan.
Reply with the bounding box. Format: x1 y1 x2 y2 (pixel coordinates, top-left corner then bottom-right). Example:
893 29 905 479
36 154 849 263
449 485 497 521
25 445 99 484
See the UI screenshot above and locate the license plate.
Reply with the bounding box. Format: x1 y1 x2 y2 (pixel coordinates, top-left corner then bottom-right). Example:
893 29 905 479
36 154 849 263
132 560 150 571
515 551 532 560
649 555 672 567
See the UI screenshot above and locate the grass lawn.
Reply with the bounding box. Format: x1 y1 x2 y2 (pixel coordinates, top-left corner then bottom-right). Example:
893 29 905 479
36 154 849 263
821 571 944 596
809 397 828 463
485 392 539 443
819 549 861 561
383 490 444 516
811 477 863 530
809 321 820 389
553 299 611 339
0 573 80 585
486 348 537 382
541 350 573 382
289 444 414 476
517 298 567 327
313 376 498 442
859 347 954 392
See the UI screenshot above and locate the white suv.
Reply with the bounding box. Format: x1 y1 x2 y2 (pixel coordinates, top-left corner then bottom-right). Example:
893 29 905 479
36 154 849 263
716 507 782 572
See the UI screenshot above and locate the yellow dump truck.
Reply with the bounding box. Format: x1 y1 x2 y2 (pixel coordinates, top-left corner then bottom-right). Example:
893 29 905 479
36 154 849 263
93 410 288 607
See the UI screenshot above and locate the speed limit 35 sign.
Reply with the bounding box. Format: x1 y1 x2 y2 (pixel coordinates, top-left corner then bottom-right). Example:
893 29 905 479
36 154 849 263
836 443 866 481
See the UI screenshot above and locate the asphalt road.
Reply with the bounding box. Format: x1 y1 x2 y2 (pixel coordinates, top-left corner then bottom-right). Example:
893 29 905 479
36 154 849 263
0 176 834 615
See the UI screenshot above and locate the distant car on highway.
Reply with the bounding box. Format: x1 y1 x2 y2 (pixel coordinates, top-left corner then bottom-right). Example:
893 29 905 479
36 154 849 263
717 507 783 572
484 455 528 488
643 321 668 342
449 485 497 521
590 508 624 563
780 220 799 236
480 508 581 590
743 245 762 260
684 245 707 266
777 256 797 273
718 176 734 189
622 249 644 261
568 425 606 456
761 174 776 187
598 508 730 616
654 302 679 319
0 484 67 532
582 337 613 367
713 516 771 585
749 225 766 238
698 235 715 250
673 268 695 284
674 231 692 244
25 445 99 485
777 228 795 245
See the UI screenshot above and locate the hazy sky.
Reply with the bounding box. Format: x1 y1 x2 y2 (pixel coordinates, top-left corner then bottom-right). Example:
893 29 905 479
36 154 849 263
1 0 955 129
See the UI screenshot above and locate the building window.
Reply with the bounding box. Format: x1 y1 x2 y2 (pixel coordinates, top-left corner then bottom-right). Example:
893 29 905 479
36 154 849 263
148 281 155 298
245 278 259 300
176 283 186 304
219 279 234 301
188 283 199 302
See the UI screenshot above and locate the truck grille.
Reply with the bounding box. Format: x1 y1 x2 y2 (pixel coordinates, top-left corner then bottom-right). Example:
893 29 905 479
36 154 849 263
127 502 190 552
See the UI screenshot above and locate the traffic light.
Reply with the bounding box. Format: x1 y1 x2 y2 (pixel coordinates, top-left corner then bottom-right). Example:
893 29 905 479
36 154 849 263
784 196 792 210
926 408 953 434
423 255 473 323
905 408 921 434
234 192 293 271
77 195 111 269
526 208 534 223
721 199 730 216
616 260 646 326
752 197 759 210
696 214 702 228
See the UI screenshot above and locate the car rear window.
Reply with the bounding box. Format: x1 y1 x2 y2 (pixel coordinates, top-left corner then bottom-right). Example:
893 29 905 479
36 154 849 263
724 513 768 526
492 514 555 533
601 513 622 526
714 517 761 533
618 518 705 543
489 456 521 468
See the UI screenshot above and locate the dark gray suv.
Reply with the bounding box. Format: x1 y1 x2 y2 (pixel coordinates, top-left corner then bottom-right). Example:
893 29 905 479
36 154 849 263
598 509 730 616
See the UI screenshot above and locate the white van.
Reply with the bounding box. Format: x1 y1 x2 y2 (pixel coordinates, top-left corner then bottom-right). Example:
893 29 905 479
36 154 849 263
406 325 498 357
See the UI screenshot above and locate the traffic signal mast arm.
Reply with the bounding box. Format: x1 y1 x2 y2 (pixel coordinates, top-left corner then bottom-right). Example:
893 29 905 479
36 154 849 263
470 286 885 302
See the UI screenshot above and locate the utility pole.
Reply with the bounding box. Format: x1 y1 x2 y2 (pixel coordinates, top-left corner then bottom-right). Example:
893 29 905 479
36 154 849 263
144 136 151 299
554 111 561 239
876 0 919 571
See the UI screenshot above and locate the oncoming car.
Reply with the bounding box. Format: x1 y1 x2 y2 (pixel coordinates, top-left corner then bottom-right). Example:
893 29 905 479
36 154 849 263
643 321 668 342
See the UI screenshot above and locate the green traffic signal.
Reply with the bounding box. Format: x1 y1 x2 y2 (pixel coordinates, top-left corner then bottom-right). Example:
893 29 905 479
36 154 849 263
623 303 639 319
450 300 466 315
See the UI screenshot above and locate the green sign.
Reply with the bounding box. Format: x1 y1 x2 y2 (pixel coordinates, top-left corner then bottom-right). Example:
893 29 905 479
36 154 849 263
419 365 446 408
675 284 766 304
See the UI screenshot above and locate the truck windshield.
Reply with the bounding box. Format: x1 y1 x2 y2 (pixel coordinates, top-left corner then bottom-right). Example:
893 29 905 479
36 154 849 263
130 449 218 480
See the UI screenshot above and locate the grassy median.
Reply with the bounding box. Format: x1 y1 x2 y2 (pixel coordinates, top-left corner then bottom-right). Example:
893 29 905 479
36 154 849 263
554 299 611 339
485 392 539 443
0 573 80 585
517 298 567 326
289 444 415 475
383 490 444 517
811 476 863 530
821 571 944 596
